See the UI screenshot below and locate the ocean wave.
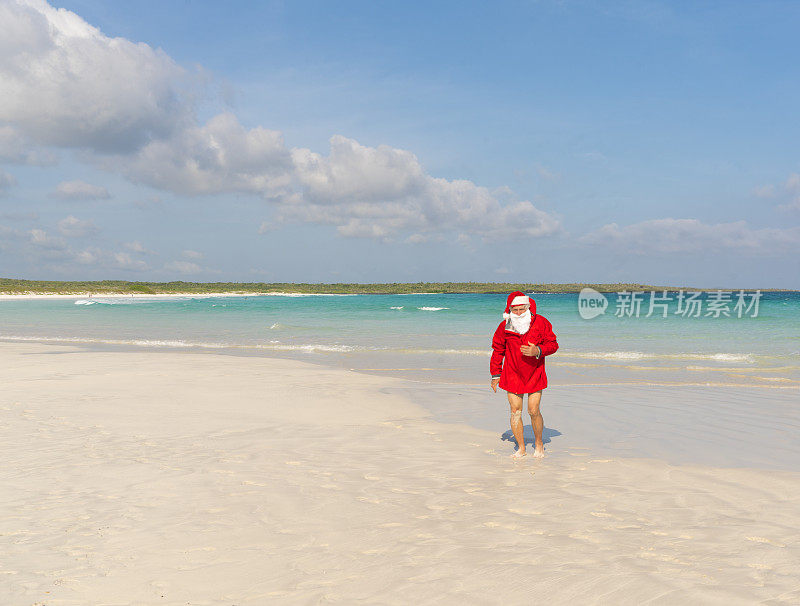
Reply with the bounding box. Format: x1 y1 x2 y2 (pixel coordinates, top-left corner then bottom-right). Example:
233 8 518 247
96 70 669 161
417 307 448 311
559 351 756 364
74 297 182 305
390 306 404 310
563 351 649 360
399 348 489 356
0 335 765 365
263 292 356 297
1 335 218 348
0 334 363 353
266 343 357 353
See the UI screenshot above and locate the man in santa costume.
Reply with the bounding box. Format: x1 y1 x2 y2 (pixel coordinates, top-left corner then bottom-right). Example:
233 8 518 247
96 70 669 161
491 291 559 458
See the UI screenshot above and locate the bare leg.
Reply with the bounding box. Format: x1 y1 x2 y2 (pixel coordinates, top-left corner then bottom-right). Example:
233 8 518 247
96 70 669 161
507 392 525 457
527 391 544 457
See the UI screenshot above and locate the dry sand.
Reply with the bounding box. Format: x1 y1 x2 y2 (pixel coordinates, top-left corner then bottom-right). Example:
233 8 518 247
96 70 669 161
1 342 798 605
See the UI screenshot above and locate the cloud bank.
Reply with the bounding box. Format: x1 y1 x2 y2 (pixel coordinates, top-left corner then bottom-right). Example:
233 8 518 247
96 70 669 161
51 180 111 200
0 0 560 242
582 218 800 255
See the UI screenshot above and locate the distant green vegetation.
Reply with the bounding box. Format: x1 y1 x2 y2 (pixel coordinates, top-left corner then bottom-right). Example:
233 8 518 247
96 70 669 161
1 278 779 295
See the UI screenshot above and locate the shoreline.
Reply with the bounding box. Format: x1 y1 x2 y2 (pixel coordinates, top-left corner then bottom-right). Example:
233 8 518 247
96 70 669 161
4 338 798 469
2 335 797 390
2 289 798 299
0 291 362 300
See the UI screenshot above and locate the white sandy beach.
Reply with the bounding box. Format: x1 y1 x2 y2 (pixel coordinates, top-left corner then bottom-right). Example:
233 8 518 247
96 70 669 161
0 292 353 300
2 342 799 605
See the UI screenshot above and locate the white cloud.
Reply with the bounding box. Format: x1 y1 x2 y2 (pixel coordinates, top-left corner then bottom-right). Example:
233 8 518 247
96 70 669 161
0 210 37 221
0 0 192 153
581 218 800 254
57 215 98 237
278 136 561 241
132 195 163 210
165 260 202 274
123 240 155 254
755 173 800 211
0 170 17 192
123 112 293 195
51 180 110 200
536 164 559 181
74 247 100 265
292 135 426 204
122 118 562 242
29 227 66 250
0 125 56 165
258 221 276 234
112 251 147 271
752 184 776 199
778 173 800 211
71 246 148 270
405 233 429 244
2 221 146 270
181 249 203 259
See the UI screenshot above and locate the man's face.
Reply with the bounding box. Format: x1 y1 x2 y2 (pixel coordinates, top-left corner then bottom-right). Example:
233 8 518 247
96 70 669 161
510 304 529 316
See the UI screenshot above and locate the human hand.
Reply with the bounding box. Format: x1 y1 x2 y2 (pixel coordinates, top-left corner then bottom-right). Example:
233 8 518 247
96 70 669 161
520 342 540 357
490 378 500 392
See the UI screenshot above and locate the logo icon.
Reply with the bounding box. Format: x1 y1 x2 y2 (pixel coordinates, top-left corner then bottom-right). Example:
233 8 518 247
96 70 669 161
578 287 608 319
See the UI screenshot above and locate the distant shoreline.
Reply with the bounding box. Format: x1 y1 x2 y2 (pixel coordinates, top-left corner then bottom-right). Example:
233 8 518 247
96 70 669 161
1 279 795 296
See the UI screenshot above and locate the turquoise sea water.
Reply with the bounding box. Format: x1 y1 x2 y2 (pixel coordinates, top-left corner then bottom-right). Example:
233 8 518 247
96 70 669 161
1 292 799 387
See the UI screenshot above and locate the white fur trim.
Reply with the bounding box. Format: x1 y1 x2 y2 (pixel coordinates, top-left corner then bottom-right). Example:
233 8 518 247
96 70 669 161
503 312 511 320
510 295 529 306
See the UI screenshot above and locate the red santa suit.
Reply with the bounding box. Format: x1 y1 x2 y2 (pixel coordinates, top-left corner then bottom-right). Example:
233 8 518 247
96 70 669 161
490 291 559 394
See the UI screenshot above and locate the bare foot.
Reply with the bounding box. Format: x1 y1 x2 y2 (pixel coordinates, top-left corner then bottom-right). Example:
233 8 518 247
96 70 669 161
531 448 545 458
510 450 527 459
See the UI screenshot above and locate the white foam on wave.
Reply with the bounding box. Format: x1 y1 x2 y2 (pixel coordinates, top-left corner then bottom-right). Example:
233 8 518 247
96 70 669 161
560 351 756 364
566 351 650 360
685 353 755 363
0 333 763 366
264 292 356 297
417 307 448 311
264 343 358 353
404 348 490 356
0 334 365 354
0 334 221 348
73 297 181 305
390 306 404 310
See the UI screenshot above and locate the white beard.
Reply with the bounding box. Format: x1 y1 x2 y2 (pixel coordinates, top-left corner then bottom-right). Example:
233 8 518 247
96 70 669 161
508 310 531 334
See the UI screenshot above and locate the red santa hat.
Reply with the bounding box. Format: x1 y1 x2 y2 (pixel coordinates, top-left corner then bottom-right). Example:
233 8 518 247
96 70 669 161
502 291 531 320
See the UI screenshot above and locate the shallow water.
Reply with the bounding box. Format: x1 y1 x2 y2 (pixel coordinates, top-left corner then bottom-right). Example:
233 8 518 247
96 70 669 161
1 291 798 387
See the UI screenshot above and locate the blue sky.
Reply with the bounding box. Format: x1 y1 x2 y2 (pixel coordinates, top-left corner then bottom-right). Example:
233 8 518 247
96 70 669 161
1 0 799 286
